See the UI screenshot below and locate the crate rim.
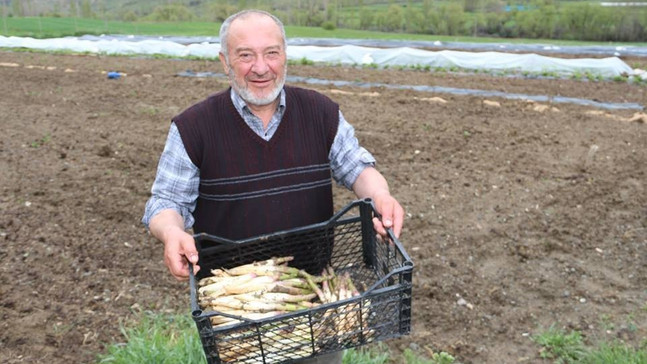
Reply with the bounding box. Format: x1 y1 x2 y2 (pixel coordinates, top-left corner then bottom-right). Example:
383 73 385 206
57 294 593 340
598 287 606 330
188 199 413 308
191 198 408 252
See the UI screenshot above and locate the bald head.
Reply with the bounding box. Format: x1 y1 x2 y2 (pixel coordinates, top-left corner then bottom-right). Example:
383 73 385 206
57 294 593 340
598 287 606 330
219 10 286 63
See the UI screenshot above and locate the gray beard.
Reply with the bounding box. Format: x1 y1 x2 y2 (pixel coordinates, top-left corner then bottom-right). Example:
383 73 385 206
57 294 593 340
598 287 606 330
229 67 286 106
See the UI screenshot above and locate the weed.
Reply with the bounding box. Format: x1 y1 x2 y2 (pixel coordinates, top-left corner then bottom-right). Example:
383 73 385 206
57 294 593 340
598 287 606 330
97 311 205 364
533 325 586 363
342 344 390 363
299 57 314 66
402 348 455 364
541 70 558 78
598 314 615 331
142 106 159 116
30 133 51 148
571 71 583 80
584 342 647 364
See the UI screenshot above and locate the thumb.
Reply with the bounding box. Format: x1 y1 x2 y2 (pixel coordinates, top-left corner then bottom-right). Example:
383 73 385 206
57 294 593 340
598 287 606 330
180 237 199 264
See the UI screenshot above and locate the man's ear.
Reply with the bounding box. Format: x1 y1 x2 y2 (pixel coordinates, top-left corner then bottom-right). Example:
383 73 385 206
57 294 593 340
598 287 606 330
219 52 229 74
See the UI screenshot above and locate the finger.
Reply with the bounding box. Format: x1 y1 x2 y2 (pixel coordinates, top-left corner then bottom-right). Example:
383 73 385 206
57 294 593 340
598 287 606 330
181 238 199 265
165 251 189 281
392 202 405 238
378 198 395 230
164 236 197 281
372 216 387 237
176 237 199 280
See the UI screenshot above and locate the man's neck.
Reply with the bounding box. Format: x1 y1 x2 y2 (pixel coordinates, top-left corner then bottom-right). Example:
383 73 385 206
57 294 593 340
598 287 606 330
246 98 280 129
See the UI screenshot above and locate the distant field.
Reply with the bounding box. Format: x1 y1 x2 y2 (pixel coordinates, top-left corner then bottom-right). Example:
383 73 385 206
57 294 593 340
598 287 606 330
3 16 646 47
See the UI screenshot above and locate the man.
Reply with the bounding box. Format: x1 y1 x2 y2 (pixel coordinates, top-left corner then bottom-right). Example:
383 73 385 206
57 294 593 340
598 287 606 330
142 9 404 363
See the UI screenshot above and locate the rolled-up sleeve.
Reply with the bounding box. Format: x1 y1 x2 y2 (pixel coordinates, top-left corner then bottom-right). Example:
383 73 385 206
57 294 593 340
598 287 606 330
329 110 376 189
142 123 199 229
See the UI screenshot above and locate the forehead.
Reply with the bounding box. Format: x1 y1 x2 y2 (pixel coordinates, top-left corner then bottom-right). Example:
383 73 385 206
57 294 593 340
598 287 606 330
228 14 283 49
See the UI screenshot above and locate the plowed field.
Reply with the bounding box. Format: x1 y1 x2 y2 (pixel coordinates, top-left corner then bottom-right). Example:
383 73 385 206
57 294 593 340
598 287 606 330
1 50 646 363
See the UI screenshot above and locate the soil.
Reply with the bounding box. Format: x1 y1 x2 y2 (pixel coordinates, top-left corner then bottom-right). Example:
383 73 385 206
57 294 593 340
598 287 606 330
1 50 646 364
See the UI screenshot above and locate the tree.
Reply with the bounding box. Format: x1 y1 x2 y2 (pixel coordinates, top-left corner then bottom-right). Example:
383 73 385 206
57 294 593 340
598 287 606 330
121 10 138 22
464 0 480 13
378 4 404 32
209 1 238 22
11 0 24 17
80 0 93 18
404 1 425 33
438 3 465 36
147 4 195 21
69 0 78 18
358 6 373 30
2 2 7 34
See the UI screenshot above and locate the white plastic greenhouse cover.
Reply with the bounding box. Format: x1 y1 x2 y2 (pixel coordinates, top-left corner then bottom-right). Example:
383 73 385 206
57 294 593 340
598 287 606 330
0 35 636 77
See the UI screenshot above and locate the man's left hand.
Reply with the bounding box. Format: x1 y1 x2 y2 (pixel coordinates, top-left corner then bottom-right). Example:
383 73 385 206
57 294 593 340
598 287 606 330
372 192 404 239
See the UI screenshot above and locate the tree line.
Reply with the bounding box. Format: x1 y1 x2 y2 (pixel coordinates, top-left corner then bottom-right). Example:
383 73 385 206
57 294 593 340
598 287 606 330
4 0 647 42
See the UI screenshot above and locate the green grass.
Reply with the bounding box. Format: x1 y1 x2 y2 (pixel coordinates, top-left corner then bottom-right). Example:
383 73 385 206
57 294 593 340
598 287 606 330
98 311 206 364
583 342 647 364
532 325 647 364
534 326 588 363
3 16 647 48
0 17 219 38
97 311 455 364
95 303 647 364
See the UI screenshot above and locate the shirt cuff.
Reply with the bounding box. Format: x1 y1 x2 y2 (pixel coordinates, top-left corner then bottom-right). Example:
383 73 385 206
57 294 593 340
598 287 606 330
336 150 376 189
142 197 195 230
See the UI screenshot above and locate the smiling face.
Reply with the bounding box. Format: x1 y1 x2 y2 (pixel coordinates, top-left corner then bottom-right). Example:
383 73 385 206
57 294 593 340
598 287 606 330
219 13 287 107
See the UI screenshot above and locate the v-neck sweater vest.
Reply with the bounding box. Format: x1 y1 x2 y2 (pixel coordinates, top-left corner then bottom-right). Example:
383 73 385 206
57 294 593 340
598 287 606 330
174 86 339 240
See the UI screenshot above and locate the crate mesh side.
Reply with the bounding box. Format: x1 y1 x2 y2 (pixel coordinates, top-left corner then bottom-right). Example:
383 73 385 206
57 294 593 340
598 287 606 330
205 285 412 363
192 201 413 364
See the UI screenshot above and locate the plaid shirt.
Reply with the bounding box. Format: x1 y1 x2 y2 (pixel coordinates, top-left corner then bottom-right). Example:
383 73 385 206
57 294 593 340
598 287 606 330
142 88 375 229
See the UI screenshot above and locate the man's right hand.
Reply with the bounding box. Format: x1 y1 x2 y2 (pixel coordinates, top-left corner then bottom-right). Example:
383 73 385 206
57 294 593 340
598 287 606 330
162 227 200 280
149 209 200 280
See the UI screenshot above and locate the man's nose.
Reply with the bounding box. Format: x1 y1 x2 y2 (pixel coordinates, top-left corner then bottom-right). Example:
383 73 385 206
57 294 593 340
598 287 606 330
251 55 269 74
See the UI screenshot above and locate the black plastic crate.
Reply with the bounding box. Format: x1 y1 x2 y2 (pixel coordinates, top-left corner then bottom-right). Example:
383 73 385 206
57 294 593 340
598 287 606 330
189 199 413 364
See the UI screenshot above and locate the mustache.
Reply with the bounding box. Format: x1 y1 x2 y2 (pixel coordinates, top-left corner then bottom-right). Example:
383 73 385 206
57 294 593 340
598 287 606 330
247 75 276 81
227 69 275 83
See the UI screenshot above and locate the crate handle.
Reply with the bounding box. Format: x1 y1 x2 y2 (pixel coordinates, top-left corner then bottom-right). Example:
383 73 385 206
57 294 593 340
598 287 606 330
367 199 411 258
188 262 202 314
363 265 413 293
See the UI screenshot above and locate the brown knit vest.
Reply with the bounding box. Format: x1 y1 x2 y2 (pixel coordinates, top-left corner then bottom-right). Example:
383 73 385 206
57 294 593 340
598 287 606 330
174 86 339 240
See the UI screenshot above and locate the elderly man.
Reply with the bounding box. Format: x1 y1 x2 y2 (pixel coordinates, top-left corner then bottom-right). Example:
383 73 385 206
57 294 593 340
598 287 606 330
142 9 404 363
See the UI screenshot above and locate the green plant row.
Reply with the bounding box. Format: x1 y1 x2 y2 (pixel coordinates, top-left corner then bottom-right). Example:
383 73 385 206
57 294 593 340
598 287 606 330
2 15 646 49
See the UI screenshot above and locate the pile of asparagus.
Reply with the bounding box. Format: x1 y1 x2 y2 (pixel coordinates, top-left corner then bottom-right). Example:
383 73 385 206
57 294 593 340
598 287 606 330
197 256 371 362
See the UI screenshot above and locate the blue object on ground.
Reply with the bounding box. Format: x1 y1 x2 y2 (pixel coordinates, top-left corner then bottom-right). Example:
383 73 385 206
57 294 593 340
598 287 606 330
107 71 121 79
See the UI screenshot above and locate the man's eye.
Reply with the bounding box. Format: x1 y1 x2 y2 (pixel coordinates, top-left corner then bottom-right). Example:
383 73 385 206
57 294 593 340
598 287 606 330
239 53 253 60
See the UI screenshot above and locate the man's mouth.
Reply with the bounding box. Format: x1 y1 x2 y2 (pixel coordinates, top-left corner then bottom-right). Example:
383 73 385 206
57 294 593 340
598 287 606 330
249 78 273 85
